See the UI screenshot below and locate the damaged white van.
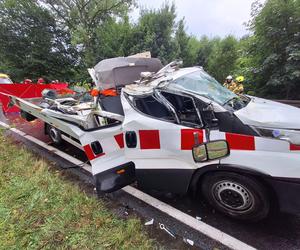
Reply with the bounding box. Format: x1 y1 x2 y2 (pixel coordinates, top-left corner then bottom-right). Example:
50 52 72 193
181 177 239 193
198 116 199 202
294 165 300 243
8 56 300 221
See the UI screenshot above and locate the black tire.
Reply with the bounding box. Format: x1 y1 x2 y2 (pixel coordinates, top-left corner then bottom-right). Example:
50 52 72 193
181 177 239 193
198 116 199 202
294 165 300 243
20 110 36 122
201 171 270 221
47 125 63 145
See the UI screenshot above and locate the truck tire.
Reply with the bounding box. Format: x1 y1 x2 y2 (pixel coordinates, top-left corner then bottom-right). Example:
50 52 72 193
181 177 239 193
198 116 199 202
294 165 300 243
20 110 36 122
201 171 270 221
47 125 63 145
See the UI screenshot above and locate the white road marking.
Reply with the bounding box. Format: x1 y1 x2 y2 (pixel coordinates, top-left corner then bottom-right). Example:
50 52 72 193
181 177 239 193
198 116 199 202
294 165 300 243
0 121 256 250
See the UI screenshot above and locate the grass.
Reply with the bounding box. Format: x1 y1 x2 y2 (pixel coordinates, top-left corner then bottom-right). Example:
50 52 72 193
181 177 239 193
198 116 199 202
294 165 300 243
0 129 155 249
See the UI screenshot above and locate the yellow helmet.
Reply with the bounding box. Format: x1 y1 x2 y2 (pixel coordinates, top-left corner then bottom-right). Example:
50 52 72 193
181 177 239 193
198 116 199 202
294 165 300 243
0 73 9 78
236 76 245 83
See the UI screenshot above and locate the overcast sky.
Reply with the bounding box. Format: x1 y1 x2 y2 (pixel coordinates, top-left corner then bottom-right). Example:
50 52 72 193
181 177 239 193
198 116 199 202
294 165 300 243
131 0 264 38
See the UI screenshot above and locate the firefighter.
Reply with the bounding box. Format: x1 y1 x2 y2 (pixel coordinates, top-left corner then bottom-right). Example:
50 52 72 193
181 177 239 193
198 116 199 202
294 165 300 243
223 75 236 92
37 78 45 84
234 76 245 94
23 79 33 84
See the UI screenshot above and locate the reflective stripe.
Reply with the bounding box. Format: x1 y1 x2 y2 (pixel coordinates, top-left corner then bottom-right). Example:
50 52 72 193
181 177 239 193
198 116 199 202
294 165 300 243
290 144 300 151
225 133 255 151
83 144 105 160
181 129 204 150
139 130 160 149
114 133 124 149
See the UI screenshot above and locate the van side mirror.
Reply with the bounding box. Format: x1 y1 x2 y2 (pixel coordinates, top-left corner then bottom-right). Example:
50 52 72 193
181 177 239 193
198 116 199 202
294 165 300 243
192 140 229 162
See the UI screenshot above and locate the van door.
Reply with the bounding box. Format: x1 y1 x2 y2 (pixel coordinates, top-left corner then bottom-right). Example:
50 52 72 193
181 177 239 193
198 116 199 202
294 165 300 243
121 91 210 194
78 117 134 193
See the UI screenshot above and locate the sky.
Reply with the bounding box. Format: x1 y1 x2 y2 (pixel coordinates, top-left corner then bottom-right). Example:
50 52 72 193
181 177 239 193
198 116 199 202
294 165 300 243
131 0 265 38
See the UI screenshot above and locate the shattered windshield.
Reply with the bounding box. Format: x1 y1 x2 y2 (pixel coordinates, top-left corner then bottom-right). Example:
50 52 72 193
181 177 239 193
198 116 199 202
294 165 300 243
169 69 237 106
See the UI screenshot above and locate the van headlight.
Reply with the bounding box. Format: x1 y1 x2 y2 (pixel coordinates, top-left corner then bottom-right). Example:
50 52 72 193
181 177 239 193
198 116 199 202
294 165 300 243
252 126 300 145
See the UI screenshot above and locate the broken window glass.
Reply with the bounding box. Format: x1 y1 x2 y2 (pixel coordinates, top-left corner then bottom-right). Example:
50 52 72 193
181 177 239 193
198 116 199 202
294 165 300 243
161 92 203 128
133 95 175 122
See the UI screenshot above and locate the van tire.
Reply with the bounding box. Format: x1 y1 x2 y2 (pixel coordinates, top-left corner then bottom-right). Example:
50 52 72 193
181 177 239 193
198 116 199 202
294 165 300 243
201 171 270 221
47 125 63 145
20 110 36 122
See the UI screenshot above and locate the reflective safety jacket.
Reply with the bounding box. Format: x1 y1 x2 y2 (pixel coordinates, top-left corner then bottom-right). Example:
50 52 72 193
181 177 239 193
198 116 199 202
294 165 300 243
223 81 244 94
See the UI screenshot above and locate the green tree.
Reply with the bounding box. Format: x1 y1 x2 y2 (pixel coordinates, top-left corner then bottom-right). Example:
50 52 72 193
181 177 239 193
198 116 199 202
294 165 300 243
0 0 77 82
175 19 190 66
248 0 300 99
196 36 220 69
42 0 133 67
129 3 178 64
207 35 239 83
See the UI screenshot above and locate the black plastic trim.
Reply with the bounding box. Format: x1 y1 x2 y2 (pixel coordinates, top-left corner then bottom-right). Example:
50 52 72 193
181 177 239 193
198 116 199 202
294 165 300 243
136 169 195 194
125 131 137 148
94 162 136 193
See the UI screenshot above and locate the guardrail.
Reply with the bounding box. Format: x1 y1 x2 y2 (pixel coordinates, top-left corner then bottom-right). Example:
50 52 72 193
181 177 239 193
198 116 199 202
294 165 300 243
274 100 300 108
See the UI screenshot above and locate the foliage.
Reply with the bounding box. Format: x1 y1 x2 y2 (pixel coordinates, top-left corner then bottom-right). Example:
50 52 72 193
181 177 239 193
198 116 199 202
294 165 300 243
41 0 133 68
207 36 239 83
0 0 299 99
247 0 300 98
0 0 77 82
0 131 155 249
128 3 178 65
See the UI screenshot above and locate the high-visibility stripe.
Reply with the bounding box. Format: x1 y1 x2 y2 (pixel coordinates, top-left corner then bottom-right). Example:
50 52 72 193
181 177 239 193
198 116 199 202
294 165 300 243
225 133 255 150
139 130 160 149
181 129 204 150
83 144 105 160
290 144 300 151
114 133 124 149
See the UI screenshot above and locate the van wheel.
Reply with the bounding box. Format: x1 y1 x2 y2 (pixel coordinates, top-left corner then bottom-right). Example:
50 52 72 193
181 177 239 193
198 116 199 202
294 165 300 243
47 125 63 145
201 172 270 221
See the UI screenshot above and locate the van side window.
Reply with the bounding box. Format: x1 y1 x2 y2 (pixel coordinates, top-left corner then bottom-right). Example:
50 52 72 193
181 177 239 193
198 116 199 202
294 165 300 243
133 95 175 121
161 92 203 128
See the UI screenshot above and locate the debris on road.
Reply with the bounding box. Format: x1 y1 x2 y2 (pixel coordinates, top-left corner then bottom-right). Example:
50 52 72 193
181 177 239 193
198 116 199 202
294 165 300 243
145 218 154 226
183 238 194 246
196 216 202 221
159 223 176 238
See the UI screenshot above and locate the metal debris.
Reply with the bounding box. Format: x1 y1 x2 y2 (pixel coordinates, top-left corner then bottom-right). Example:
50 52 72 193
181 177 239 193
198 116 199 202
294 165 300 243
196 216 202 221
159 223 176 238
183 238 194 246
145 218 154 226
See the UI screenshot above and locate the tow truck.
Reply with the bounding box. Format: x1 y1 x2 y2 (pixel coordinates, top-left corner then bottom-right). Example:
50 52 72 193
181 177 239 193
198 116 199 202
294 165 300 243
5 55 300 221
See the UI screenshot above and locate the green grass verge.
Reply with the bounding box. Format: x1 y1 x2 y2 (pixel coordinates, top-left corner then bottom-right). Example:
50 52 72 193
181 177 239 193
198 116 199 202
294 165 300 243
0 130 154 249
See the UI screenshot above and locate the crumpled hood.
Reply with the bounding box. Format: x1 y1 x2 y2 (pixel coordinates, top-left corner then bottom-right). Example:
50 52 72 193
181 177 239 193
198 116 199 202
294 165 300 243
235 96 300 129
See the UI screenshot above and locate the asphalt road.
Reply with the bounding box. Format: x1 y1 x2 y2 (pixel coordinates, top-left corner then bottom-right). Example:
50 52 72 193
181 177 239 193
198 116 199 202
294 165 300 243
2 111 300 250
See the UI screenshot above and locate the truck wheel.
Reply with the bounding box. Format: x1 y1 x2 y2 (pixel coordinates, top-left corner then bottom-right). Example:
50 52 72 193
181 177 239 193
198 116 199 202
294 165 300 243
20 110 36 122
201 171 270 221
47 125 63 145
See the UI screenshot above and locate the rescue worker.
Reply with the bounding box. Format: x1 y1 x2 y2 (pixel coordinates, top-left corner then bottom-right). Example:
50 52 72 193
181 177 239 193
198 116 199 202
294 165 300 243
223 75 236 92
37 77 45 84
234 76 245 94
23 79 33 84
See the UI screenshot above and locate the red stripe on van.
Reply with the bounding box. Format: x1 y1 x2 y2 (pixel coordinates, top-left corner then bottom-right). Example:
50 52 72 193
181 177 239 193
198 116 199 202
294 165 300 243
181 129 204 150
225 133 255 150
114 133 124 149
139 130 160 149
290 144 300 151
83 144 105 160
